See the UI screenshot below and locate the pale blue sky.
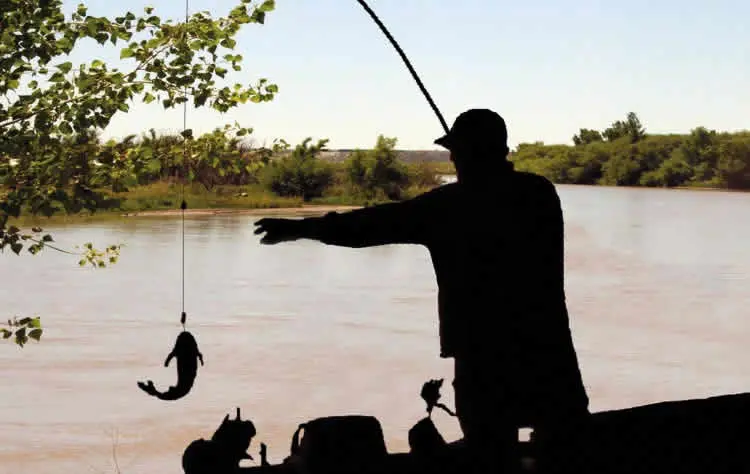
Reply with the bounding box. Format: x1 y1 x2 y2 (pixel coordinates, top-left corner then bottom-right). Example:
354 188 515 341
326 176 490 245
63 0 749 150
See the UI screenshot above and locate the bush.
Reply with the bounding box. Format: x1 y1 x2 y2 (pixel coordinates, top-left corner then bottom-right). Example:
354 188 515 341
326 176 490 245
512 113 750 190
408 161 442 188
262 138 334 201
344 135 411 200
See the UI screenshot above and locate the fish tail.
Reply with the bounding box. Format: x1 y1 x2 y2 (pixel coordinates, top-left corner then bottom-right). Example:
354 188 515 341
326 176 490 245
138 379 194 401
156 379 195 401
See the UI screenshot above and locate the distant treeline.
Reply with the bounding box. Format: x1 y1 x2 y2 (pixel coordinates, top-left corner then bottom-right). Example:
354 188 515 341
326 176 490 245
511 113 750 190
319 149 450 163
3 113 749 221
0 126 445 217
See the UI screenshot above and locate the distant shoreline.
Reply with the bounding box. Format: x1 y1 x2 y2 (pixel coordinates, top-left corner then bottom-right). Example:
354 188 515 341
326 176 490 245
121 205 363 218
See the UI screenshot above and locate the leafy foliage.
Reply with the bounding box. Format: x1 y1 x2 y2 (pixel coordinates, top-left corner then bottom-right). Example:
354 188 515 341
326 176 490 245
343 135 411 200
1 0 278 226
2 316 43 348
261 138 334 201
1 0 277 345
514 113 750 189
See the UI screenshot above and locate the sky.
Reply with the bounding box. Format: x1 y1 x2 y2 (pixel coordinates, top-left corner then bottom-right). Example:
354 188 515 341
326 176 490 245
61 0 749 150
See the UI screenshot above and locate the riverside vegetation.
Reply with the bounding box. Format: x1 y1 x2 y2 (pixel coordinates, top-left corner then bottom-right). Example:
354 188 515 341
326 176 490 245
512 112 750 190
4 112 748 229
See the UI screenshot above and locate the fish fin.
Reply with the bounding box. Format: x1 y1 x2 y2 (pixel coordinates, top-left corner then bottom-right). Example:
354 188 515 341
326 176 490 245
164 351 175 367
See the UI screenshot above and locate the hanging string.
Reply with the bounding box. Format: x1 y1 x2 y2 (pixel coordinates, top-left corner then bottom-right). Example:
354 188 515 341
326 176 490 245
180 0 190 330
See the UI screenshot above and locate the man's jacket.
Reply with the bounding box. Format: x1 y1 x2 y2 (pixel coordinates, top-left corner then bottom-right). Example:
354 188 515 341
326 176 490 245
298 165 589 414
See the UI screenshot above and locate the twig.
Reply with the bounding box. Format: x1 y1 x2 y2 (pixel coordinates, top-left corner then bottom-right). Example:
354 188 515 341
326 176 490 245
25 236 80 255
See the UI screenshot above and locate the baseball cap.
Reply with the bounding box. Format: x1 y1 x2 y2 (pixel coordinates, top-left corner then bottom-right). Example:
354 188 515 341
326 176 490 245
434 109 508 150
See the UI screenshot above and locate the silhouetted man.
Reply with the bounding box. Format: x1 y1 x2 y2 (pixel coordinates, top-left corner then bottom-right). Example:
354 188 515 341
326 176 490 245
254 109 590 473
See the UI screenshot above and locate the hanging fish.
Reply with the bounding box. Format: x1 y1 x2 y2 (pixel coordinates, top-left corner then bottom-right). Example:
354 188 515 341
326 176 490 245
138 330 204 401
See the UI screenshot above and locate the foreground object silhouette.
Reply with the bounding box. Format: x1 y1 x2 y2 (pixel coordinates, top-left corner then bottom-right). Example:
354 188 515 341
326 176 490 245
181 384 750 474
183 407 257 474
419 379 456 418
137 330 203 401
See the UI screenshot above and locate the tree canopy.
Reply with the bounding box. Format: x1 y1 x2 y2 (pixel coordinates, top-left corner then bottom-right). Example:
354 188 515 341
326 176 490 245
1 0 277 346
515 113 750 189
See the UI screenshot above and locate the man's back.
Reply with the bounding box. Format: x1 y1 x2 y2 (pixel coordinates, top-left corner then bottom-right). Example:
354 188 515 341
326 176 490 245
420 171 589 422
291 167 589 421
422 171 567 354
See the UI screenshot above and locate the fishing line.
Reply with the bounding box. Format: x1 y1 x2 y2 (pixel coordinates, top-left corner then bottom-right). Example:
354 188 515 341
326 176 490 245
136 0 204 402
354 0 449 135
180 0 189 330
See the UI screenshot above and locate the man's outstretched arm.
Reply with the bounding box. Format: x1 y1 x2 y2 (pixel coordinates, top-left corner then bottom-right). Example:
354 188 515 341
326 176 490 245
254 191 440 248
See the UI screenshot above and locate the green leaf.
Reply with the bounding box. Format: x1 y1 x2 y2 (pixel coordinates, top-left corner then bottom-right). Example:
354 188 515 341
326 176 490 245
259 0 276 12
14 327 26 346
49 72 65 83
29 329 43 341
79 259 87 267
57 62 73 74
143 92 156 104
11 243 23 255
29 317 42 329
57 37 74 51
120 47 135 59
220 38 237 49
42 235 53 242
146 158 161 173
59 122 73 135
1 329 11 339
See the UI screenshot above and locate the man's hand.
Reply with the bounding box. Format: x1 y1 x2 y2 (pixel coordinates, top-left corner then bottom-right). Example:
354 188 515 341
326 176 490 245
253 218 303 245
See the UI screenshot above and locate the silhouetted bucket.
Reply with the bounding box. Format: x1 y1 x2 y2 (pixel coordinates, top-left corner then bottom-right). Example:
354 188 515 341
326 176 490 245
287 415 388 474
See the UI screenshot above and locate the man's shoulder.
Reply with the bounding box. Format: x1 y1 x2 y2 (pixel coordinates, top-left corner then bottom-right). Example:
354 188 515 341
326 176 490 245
512 169 555 186
415 182 461 200
511 170 558 194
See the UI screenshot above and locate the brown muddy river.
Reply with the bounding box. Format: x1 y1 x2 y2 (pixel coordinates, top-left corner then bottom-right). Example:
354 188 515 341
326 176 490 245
2 184 749 473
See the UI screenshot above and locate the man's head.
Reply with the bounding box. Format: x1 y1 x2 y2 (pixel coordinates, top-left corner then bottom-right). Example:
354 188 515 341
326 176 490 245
434 109 510 176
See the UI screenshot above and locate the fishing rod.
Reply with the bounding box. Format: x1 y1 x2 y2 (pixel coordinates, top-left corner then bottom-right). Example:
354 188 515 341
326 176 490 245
354 0 450 135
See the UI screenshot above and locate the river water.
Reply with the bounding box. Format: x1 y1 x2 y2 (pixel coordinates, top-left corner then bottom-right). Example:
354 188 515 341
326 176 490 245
1 184 749 473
